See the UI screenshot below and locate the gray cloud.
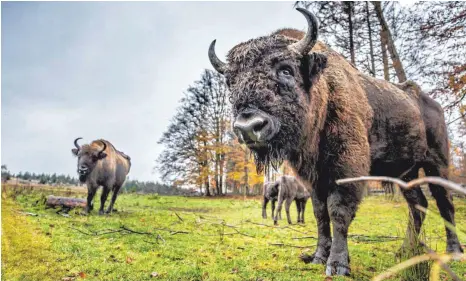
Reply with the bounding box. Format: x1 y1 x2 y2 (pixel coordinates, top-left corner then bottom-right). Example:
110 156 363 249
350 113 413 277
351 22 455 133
2 1 307 181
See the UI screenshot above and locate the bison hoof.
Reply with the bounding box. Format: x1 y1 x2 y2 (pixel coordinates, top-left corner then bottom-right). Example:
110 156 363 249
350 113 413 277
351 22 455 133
98 210 105 215
447 243 464 256
287 221 292 225
325 262 351 276
299 253 326 265
273 220 278 226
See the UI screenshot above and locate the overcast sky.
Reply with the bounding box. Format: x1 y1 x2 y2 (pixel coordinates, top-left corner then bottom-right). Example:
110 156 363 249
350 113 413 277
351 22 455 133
1 1 310 182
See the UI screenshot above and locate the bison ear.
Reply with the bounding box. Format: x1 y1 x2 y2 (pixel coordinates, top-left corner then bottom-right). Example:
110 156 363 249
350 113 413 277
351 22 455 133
97 152 107 160
309 52 327 76
71 148 79 156
98 152 107 160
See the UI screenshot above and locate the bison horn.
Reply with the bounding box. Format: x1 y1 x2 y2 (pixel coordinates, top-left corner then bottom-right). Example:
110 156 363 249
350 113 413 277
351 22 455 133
74 137 82 150
99 140 107 154
208 39 227 74
288 8 319 56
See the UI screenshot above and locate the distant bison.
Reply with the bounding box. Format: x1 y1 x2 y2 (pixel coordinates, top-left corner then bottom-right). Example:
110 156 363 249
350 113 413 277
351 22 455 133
208 8 462 276
71 138 131 215
273 175 310 225
262 176 310 225
262 181 279 220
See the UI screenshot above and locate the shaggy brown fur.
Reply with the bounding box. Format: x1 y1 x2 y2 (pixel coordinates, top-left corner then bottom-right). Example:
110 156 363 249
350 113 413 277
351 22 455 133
209 13 462 276
71 139 131 215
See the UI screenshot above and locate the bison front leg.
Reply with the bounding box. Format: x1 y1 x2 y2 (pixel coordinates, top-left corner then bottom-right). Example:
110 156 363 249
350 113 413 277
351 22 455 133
262 197 269 219
295 199 302 223
106 186 121 214
285 197 294 224
325 184 364 276
99 187 110 215
85 185 98 215
273 198 284 225
301 199 308 224
300 188 331 265
424 164 463 254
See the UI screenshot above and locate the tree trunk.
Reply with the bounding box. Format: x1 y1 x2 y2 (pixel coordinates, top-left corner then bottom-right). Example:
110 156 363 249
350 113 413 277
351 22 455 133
372 1 407 83
344 2 356 65
46 196 86 209
214 158 219 195
380 30 390 81
366 1 376 77
204 177 211 196
202 139 211 197
219 153 224 195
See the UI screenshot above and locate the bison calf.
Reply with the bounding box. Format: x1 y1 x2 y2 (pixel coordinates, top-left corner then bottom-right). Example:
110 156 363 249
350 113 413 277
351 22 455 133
262 181 280 220
273 176 310 225
71 138 131 215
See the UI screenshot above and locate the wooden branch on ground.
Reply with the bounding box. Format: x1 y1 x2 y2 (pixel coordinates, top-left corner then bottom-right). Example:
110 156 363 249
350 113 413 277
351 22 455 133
243 220 311 235
70 225 165 242
268 243 315 249
174 212 184 222
46 195 86 209
292 236 319 240
153 227 190 235
18 211 38 216
292 234 400 243
201 221 256 238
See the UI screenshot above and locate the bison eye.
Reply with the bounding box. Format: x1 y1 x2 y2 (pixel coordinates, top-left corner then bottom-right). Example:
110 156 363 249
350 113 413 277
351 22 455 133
278 67 294 77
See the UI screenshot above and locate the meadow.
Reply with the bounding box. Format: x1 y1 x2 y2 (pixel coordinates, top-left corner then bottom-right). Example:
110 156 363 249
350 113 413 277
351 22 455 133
1 185 465 281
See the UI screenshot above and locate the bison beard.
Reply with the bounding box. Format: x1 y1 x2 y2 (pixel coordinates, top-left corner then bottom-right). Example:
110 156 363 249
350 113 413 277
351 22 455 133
79 174 87 183
208 8 463 277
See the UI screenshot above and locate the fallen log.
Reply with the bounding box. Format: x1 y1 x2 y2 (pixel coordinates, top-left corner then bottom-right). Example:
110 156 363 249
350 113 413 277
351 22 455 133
46 195 86 209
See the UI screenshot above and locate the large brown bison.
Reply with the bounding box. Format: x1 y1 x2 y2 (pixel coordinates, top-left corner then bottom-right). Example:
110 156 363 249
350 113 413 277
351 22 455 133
71 138 131 215
208 8 463 276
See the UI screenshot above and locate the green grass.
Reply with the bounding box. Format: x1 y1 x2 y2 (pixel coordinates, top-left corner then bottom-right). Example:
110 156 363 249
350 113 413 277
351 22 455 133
1 187 465 281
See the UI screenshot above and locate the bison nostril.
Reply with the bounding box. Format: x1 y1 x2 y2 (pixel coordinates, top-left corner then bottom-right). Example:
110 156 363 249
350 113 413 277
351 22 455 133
79 166 88 172
253 119 268 133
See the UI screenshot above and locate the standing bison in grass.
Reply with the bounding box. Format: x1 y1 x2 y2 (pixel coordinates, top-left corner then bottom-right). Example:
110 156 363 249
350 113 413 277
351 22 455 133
262 176 310 225
262 181 279 220
273 175 310 225
71 138 131 215
208 8 463 276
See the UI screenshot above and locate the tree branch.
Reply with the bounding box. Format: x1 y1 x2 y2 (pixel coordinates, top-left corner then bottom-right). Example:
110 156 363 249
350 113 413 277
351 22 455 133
336 176 466 195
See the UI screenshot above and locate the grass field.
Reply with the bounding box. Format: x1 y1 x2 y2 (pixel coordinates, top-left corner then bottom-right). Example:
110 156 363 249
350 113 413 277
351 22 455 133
1 185 465 281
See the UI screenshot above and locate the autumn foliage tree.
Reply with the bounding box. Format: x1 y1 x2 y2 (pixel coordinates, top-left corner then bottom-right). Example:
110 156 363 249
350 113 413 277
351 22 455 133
225 137 265 195
157 69 265 195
